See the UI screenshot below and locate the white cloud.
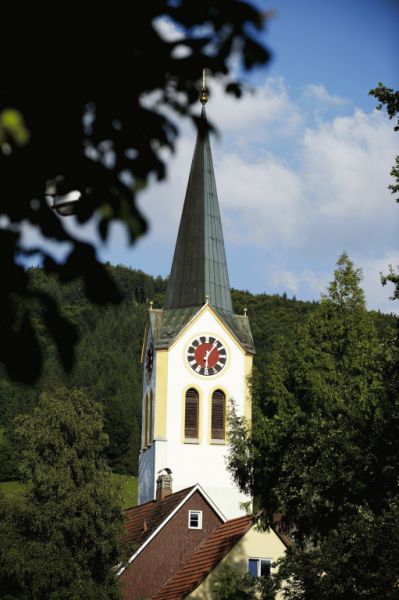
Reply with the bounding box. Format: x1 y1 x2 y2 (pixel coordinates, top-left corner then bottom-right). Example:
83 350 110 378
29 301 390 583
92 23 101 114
132 76 399 312
216 152 303 246
301 109 397 219
302 83 349 106
20 76 399 313
208 77 302 138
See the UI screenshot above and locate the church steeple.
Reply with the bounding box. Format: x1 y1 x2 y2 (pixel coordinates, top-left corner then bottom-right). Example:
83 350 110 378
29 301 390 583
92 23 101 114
165 79 233 313
138 74 255 516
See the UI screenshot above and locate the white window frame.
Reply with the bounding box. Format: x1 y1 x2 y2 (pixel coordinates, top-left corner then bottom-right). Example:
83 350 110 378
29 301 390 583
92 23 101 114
248 557 273 577
188 510 203 529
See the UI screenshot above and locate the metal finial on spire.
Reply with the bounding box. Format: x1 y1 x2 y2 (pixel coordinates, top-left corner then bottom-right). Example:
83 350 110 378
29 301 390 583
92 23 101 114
200 68 208 105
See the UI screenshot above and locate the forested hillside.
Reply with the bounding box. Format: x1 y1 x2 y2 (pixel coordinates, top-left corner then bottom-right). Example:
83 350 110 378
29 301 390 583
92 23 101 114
0 265 396 481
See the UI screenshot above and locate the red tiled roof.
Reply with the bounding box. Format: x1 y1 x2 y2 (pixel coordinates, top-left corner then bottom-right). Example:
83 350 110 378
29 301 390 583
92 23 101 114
152 514 253 600
123 486 195 549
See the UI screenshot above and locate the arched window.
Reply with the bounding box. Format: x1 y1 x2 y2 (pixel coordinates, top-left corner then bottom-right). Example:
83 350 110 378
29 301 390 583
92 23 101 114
185 388 199 440
211 390 225 440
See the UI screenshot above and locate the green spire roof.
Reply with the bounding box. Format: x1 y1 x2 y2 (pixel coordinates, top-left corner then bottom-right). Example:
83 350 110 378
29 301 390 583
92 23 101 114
165 107 233 313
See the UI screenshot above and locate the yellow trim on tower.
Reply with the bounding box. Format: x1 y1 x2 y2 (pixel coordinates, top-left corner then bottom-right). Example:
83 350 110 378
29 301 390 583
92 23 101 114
244 354 253 425
154 350 168 439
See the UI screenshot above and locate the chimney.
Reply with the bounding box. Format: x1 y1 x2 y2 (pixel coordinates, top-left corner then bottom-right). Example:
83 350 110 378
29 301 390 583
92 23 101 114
156 469 173 501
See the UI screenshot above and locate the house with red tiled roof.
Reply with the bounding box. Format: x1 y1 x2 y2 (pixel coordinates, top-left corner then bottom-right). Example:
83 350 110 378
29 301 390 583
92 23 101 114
118 483 225 599
118 478 289 600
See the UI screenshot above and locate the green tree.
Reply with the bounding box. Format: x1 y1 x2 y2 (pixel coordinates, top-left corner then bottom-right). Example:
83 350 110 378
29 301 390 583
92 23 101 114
228 254 399 597
212 564 277 600
369 83 399 202
212 565 257 600
369 83 399 299
273 503 399 600
1 264 395 483
0 388 123 600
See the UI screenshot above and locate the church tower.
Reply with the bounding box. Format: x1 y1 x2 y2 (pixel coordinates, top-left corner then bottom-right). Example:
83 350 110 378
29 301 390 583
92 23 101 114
138 75 255 518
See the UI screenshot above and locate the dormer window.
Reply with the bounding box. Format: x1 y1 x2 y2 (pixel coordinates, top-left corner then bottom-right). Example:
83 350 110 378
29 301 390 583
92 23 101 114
188 510 203 529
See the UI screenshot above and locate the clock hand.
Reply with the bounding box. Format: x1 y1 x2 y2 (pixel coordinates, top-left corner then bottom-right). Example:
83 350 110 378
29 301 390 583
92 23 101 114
207 346 217 362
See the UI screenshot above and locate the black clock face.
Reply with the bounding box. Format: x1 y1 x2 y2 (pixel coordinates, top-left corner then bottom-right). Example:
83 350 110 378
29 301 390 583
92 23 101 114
186 336 227 376
145 343 154 383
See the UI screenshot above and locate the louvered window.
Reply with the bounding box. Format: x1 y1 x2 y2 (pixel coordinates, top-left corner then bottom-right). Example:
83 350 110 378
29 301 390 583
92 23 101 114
211 390 225 440
185 388 199 439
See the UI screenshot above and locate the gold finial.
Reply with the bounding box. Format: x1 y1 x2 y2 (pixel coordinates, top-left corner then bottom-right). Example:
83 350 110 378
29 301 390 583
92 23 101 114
244 307 248 317
205 294 209 303
200 68 208 105
149 300 153 310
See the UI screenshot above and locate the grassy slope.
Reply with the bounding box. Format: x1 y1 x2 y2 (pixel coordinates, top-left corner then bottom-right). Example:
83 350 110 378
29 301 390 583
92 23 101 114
0 480 24 500
111 473 138 509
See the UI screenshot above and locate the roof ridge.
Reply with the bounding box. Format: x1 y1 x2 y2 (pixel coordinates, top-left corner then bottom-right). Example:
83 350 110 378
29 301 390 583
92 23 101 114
123 485 196 516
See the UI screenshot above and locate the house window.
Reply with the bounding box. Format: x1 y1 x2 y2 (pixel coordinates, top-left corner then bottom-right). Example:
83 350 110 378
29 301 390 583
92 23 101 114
188 510 203 529
248 558 272 577
211 389 225 440
185 388 199 440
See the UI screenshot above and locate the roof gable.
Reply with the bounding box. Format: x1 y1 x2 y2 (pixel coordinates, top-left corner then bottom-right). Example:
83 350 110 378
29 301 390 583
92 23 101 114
150 303 255 354
118 484 226 577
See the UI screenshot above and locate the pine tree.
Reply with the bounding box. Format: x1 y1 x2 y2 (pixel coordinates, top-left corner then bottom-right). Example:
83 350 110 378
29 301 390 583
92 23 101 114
0 388 123 600
228 254 399 597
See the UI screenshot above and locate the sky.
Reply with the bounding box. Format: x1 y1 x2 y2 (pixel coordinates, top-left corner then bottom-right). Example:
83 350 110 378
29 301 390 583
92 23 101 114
25 0 399 313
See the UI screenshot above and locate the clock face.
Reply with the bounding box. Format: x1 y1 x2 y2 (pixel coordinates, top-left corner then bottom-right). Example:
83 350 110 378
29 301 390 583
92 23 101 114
145 343 154 383
186 336 227 376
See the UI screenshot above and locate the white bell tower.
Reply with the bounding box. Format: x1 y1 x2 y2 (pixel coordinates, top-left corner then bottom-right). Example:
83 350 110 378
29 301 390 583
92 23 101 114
138 74 255 519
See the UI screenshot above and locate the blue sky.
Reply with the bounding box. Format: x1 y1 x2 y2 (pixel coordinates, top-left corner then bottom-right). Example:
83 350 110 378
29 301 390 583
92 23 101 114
255 0 398 109
24 1 399 313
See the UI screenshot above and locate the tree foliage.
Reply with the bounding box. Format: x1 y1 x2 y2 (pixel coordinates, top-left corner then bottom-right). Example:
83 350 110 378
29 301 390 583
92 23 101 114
212 564 276 600
0 264 395 481
0 388 123 600
369 83 399 315
1 2 271 384
274 503 399 600
369 82 399 202
228 253 399 597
